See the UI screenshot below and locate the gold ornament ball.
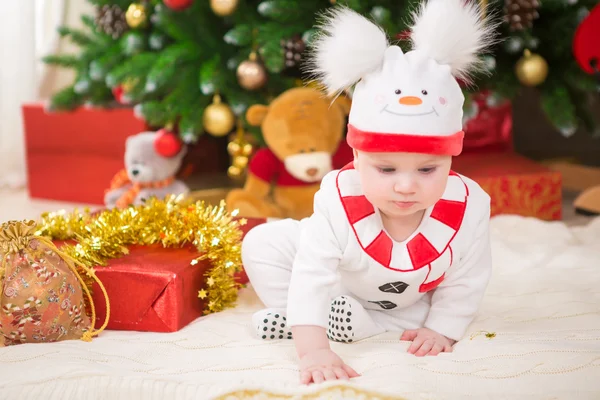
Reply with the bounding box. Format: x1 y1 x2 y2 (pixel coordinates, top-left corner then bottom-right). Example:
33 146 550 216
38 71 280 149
203 99 235 137
515 49 548 87
228 165 242 178
227 141 241 156
125 3 148 29
210 0 239 16
241 143 253 157
237 59 268 91
233 155 248 169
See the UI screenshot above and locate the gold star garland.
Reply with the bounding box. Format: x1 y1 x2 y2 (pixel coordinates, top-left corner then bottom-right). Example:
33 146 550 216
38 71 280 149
34 195 246 315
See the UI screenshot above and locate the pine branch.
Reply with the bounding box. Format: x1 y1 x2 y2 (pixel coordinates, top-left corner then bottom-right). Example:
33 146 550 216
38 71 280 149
106 52 159 87
199 55 224 95
163 69 202 116
57 26 96 46
257 1 305 22
139 101 170 127
80 14 97 33
42 54 80 68
88 43 125 82
259 40 285 73
154 3 205 43
541 83 578 133
145 43 201 93
178 107 204 138
89 0 130 9
47 86 84 111
87 82 114 107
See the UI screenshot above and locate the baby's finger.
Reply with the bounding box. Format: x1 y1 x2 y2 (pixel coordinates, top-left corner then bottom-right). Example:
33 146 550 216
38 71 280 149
415 339 435 357
333 367 350 380
428 343 444 356
443 343 454 353
300 370 312 385
401 329 418 341
342 363 361 378
312 370 325 384
408 336 425 354
322 368 337 381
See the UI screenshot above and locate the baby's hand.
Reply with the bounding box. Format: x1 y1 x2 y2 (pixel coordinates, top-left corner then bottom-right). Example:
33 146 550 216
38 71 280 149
401 328 456 357
299 348 360 384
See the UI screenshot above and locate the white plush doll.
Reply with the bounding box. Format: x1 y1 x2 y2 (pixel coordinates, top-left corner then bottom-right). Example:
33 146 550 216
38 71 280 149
104 131 189 209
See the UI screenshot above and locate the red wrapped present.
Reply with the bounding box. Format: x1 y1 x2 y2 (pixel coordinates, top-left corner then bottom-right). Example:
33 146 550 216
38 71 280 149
22 104 148 205
462 91 513 154
89 217 266 332
21 104 228 205
453 152 562 221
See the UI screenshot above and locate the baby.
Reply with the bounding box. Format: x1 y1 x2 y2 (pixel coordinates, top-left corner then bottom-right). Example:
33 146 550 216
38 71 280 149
241 0 497 385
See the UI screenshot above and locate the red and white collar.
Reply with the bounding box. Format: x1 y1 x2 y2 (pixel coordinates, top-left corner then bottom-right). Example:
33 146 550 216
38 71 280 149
335 163 468 271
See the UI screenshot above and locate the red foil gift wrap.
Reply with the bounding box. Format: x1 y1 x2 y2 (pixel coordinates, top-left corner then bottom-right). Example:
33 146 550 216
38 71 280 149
88 217 266 333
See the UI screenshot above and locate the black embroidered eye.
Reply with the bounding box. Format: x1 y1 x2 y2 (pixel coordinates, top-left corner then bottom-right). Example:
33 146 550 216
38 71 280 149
394 89 401 95
421 90 428 95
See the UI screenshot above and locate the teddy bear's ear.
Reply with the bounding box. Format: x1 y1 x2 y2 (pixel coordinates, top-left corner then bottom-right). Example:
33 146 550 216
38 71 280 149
246 104 270 126
332 95 351 116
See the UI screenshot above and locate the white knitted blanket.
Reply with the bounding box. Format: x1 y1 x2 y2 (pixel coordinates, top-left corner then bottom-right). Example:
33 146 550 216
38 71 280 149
0 215 599 400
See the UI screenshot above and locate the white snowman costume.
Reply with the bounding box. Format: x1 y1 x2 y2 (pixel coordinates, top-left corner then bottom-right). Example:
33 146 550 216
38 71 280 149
242 0 495 343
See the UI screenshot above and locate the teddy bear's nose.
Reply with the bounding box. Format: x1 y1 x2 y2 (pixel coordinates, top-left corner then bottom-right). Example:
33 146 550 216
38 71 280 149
306 168 318 177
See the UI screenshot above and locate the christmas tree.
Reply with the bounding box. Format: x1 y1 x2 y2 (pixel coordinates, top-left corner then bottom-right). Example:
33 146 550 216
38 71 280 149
44 0 598 146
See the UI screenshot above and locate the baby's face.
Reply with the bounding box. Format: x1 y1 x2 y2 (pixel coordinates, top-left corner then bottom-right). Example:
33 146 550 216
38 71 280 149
353 150 451 218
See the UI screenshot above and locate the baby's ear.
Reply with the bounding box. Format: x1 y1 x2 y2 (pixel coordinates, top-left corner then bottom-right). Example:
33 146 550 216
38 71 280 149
246 104 270 126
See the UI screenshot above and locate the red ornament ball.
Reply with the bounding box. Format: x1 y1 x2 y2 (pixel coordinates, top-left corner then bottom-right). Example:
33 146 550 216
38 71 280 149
154 129 183 157
163 0 194 10
111 85 131 105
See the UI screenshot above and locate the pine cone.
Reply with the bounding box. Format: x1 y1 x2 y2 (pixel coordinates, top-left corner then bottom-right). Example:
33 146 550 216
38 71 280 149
95 5 129 39
281 35 305 69
504 0 540 31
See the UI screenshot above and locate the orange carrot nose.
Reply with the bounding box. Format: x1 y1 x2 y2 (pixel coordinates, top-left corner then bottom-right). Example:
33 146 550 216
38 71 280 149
398 96 423 105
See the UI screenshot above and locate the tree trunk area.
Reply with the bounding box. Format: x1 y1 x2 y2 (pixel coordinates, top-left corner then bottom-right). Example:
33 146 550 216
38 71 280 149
513 88 600 167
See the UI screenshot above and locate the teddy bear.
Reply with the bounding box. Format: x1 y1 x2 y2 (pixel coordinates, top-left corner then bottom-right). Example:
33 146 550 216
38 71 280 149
225 87 353 220
104 131 189 208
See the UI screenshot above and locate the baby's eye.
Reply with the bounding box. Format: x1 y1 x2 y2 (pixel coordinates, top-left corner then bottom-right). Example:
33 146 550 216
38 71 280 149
418 167 437 174
377 167 396 174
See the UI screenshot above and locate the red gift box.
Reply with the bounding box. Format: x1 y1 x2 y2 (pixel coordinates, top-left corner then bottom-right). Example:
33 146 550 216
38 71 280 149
22 104 148 205
90 217 265 332
462 97 513 154
453 152 562 221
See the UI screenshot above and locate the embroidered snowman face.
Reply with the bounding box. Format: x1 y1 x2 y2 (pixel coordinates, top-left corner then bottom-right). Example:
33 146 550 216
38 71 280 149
348 46 464 137
353 149 452 220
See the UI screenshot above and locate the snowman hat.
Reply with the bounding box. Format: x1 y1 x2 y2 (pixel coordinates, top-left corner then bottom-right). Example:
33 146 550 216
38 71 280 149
306 0 497 156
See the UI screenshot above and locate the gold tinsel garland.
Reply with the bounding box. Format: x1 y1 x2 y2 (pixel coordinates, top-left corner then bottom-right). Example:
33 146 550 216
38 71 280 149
35 195 246 315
